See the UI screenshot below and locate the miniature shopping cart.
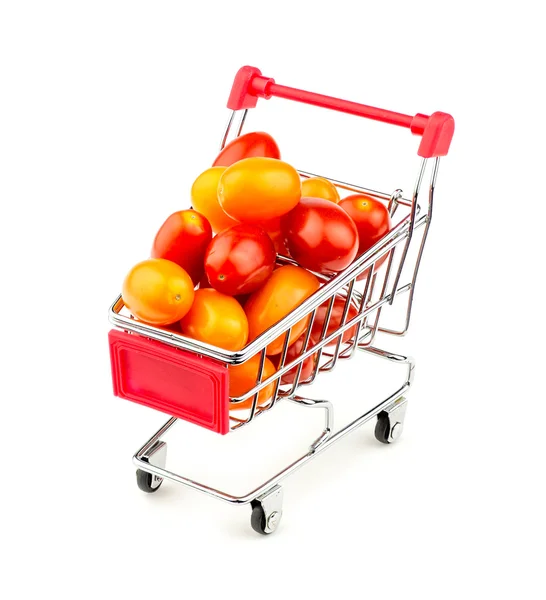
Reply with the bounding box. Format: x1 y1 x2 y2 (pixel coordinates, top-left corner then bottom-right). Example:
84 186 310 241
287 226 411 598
108 66 454 534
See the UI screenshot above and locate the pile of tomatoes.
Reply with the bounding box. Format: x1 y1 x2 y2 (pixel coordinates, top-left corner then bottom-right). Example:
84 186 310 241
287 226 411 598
122 132 392 409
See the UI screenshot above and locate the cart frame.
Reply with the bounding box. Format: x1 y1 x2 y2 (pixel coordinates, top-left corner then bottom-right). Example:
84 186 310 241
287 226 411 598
108 66 453 534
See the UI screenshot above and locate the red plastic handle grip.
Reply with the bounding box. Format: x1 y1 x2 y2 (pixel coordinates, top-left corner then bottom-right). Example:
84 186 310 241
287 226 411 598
227 66 454 158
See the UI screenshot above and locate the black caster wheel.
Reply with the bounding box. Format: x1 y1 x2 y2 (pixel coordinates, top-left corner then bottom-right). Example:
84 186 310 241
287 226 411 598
374 411 404 444
375 412 392 444
136 469 163 493
250 500 282 535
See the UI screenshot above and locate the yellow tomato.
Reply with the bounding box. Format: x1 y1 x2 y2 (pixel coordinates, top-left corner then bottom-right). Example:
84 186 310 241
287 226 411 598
244 265 320 355
122 259 194 325
218 157 301 223
180 288 248 351
191 167 239 233
229 354 277 410
301 177 340 203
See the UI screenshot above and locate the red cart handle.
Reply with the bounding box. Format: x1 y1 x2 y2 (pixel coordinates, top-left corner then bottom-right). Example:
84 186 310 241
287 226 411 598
227 66 454 159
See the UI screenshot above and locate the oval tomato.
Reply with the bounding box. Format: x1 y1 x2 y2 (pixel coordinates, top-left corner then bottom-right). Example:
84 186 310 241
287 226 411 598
281 197 359 273
191 167 239 233
213 132 281 167
301 177 340 203
151 209 212 285
245 265 320 355
338 195 391 254
122 259 194 325
338 195 392 280
218 158 301 223
311 295 359 347
276 336 318 384
180 288 248 351
229 354 277 410
204 224 276 296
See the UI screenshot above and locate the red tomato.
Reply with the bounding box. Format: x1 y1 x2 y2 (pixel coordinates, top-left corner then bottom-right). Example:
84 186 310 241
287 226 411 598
275 336 318 384
338 195 391 254
281 197 359 273
311 295 359 347
213 132 281 167
204 224 276 296
338 195 392 281
151 210 212 285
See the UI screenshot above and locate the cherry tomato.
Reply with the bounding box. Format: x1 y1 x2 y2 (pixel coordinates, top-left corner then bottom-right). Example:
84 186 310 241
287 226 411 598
338 195 392 280
311 295 359 347
180 288 248 351
151 209 212 285
218 158 301 223
301 177 340 203
213 132 281 167
270 229 291 256
281 197 359 273
204 224 276 296
191 167 239 233
255 217 290 255
122 258 194 325
338 195 391 254
245 265 320 355
228 354 277 410
275 336 318 384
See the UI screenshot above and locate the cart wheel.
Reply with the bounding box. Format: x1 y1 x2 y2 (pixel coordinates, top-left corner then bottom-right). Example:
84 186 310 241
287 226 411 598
250 501 282 535
374 411 404 444
136 469 163 493
250 502 268 535
374 413 391 444
250 485 284 535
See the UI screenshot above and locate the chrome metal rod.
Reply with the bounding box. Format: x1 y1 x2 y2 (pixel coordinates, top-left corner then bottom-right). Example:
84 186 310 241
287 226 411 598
109 213 428 366
388 158 427 305
298 170 413 207
133 350 414 505
380 158 440 335
220 110 236 150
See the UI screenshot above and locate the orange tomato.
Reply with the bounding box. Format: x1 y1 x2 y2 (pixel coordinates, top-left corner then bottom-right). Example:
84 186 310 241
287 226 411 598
301 177 340 203
122 258 194 325
228 354 277 410
191 167 239 233
180 288 248 351
218 158 301 223
245 265 320 355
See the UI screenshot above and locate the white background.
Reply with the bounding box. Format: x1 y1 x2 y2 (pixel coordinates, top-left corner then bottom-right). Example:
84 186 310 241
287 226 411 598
1 1 545 598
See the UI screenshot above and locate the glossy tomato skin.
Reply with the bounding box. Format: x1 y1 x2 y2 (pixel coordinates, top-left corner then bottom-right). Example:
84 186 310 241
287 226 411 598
338 195 391 254
218 158 301 223
276 336 318 384
204 224 276 296
122 258 194 325
244 265 320 355
213 132 281 167
311 295 359 347
228 354 277 410
180 288 248 351
339 195 392 281
301 177 340 203
151 209 212 286
191 167 239 233
281 197 359 273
